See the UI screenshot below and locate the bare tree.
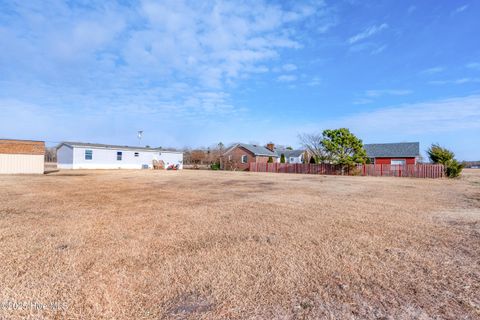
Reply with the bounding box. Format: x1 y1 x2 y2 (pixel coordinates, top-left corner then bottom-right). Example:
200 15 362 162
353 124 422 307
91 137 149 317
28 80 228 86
45 147 57 163
298 133 326 163
190 150 206 168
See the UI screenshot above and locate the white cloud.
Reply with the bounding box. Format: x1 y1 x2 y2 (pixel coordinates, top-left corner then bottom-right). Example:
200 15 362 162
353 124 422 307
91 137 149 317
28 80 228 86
277 75 297 82
453 5 469 14
429 78 480 85
348 23 388 44
371 44 387 55
421 66 444 74
282 64 298 72
365 89 412 97
272 63 298 72
353 98 373 105
336 95 480 135
0 0 331 121
307 77 322 86
466 62 480 70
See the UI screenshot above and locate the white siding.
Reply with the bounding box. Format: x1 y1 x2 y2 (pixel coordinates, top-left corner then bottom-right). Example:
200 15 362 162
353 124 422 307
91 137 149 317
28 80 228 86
287 155 303 164
0 154 44 174
58 145 183 169
158 152 183 169
57 145 74 169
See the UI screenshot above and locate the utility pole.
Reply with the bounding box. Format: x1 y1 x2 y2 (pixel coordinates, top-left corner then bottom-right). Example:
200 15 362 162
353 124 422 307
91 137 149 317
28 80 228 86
137 130 143 146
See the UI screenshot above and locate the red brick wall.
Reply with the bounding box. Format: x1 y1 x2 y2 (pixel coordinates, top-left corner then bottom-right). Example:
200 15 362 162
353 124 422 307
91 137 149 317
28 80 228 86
374 157 416 165
222 146 275 171
0 139 45 155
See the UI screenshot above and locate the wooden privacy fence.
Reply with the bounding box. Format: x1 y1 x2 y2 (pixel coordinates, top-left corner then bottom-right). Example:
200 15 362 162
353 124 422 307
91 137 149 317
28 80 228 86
249 163 445 179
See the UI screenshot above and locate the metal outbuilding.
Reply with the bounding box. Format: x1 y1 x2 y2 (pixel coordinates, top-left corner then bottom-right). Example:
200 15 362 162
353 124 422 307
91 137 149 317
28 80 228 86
0 139 45 174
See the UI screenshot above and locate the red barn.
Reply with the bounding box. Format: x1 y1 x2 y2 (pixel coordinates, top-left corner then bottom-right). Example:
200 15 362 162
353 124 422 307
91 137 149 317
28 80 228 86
364 142 420 165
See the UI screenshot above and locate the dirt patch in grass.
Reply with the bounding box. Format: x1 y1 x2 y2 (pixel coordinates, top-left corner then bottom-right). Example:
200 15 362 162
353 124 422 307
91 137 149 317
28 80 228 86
0 169 479 319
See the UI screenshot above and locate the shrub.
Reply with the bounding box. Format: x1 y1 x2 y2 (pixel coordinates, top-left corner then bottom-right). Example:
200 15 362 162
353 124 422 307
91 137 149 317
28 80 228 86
445 159 463 178
427 144 463 178
210 162 220 170
267 156 274 163
280 154 286 163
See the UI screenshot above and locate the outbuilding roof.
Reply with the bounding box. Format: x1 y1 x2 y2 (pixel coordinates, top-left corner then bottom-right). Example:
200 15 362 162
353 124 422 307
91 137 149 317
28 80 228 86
364 142 420 158
57 142 182 153
0 139 45 155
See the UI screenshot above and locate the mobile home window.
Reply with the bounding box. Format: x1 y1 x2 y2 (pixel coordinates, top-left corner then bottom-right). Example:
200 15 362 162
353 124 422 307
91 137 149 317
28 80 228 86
241 155 248 163
117 151 122 161
85 149 93 160
134 152 139 157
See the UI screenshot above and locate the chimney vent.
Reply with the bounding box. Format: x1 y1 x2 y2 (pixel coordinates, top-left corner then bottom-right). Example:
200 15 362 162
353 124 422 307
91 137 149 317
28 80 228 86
266 143 274 151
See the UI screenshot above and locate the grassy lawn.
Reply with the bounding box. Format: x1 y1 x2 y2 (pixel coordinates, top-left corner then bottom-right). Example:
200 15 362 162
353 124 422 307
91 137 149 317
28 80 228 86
0 169 479 319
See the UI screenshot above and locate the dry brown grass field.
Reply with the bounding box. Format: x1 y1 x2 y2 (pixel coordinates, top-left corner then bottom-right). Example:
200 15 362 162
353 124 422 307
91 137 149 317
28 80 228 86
0 169 479 319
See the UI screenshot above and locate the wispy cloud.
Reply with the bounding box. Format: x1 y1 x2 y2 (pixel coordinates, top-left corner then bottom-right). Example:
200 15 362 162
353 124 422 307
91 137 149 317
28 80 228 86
421 66 444 74
348 23 388 44
466 62 480 70
282 64 298 72
371 44 387 55
352 89 412 105
365 89 412 97
307 77 322 86
353 98 373 105
0 0 329 125
429 78 480 85
273 64 298 72
453 5 469 14
277 75 297 82
338 95 480 134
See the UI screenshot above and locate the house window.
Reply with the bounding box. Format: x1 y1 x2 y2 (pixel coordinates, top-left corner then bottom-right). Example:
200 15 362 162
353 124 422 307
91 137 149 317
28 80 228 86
391 159 406 166
290 157 295 162
85 149 93 160
134 152 139 157
241 155 248 163
117 151 122 161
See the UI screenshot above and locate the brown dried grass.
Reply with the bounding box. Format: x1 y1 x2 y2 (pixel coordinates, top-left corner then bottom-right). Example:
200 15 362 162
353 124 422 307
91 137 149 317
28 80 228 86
0 169 479 319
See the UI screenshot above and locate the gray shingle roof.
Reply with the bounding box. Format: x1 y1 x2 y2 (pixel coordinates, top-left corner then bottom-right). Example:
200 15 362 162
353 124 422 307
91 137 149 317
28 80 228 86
58 141 182 153
364 142 420 158
231 143 278 157
275 149 304 158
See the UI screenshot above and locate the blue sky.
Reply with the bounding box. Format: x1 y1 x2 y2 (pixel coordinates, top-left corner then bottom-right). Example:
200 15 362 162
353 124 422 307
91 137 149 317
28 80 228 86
0 0 479 160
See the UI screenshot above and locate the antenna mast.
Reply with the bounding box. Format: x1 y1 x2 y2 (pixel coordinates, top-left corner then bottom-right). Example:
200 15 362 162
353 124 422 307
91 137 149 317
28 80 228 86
137 130 143 146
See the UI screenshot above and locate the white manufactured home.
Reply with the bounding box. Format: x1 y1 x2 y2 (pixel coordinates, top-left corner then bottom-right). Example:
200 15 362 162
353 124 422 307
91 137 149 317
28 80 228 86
57 142 183 170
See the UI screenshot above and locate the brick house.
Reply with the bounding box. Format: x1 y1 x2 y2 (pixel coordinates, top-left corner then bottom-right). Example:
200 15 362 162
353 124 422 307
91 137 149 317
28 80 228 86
221 143 279 171
364 142 420 165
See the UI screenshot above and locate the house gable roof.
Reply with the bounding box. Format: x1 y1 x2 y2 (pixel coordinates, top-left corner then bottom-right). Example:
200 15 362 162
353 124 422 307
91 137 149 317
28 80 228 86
364 142 420 158
57 142 182 153
226 143 278 157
